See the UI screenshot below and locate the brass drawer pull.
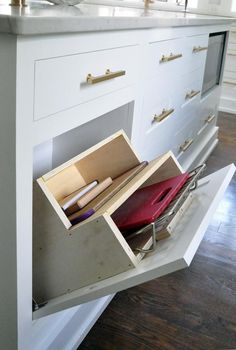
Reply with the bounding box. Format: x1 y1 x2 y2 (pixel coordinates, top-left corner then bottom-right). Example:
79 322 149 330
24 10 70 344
86 69 126 84
205 114 215 124
180 139 194 152
227 52 236 57
160 53 183 63
193 46 208 53
223 80 236 86
185 90 200 100
153 108 175 123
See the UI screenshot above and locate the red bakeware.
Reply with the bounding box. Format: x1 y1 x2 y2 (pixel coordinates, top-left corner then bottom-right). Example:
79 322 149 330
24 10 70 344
112 173 189 232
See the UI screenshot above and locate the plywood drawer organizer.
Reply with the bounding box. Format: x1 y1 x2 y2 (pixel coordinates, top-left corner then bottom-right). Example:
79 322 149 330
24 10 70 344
33 130 235 318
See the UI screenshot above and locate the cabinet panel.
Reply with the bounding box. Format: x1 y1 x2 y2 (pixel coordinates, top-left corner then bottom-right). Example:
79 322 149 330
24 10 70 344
172 119 197 157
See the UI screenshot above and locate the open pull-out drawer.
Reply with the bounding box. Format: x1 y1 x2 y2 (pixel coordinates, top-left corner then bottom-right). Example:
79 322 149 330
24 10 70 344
33 131 235 319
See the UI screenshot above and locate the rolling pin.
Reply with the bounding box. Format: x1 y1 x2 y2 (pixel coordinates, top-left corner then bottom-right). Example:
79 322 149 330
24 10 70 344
59 180 98 211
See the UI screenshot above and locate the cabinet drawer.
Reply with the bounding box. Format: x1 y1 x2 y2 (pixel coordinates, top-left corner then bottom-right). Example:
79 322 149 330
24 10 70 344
141 115 176 161
142 78 181 134
180 71 203 107
34 45 138 120
177 100 201 138
178 126 219 171
33 131 235 319
197 86 219 128
172 118 198 157
148 37 185 79
184 34 208 72
140 79 180 160
197 100 217 137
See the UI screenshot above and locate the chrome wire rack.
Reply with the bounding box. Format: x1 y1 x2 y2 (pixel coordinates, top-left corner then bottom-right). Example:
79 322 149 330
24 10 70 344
125 164 206 254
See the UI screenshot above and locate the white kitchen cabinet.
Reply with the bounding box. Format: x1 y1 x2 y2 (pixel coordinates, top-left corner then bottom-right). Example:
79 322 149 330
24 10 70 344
0 8 233 349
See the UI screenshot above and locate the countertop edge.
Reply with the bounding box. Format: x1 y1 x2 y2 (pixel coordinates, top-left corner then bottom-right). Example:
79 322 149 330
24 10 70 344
0 2 235 36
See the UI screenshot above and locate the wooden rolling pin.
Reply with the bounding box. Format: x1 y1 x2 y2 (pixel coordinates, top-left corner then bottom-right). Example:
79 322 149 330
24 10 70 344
65 177 113 214
59 180 98 211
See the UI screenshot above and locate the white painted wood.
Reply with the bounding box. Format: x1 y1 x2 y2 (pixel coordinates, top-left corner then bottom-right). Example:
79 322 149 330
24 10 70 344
32 295 114 350
33 164 235 319
51 103 133 168
179 126 219 171
0 22 232 349
16 34 36 350
33 86 135 146
191 139 219 170
219 25 236 112
45 295 114 350
0 33 18 350
34 45 139 120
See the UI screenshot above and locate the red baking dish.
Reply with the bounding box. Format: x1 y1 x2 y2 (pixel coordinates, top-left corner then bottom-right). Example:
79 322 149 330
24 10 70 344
112 173 189 231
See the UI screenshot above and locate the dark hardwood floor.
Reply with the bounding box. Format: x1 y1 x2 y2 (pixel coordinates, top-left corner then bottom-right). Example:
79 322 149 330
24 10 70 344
79 112 236 350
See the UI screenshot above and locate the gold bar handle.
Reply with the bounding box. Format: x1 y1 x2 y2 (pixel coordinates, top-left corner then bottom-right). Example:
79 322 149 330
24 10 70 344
160 53 183 63
153 108 175 123
193 46 208 53
185 90 200 100
227 52 236 56
180 139 194 152
205 114 215 124
86 69 126 85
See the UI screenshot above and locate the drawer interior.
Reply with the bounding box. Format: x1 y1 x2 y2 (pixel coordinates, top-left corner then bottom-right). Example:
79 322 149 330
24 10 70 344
40 132 141 229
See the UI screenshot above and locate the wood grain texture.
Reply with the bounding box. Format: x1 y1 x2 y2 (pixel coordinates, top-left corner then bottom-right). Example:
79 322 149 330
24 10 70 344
79 112 236 350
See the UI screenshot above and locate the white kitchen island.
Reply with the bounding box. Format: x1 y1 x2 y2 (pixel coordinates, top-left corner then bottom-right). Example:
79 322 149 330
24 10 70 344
0 3 235 349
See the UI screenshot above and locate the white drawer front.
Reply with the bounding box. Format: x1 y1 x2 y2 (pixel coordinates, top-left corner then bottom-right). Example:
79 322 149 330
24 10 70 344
197 96 218 136
142 78 181 133
141 116 176 161
180 71 203 107
34 45 138 120
140 79 181 160
148 34 208 80
179 97 201 135
148 37 185 79
172 118 197 157
184 34 209 71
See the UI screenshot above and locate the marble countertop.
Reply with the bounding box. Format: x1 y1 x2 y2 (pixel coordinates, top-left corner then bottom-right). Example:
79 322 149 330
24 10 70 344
0 1 234 35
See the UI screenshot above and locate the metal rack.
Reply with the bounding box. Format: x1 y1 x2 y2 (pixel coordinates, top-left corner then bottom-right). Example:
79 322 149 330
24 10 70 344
126 164 206 254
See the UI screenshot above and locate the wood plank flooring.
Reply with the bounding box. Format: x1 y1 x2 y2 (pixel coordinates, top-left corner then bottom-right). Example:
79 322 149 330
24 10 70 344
79 112 236 350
